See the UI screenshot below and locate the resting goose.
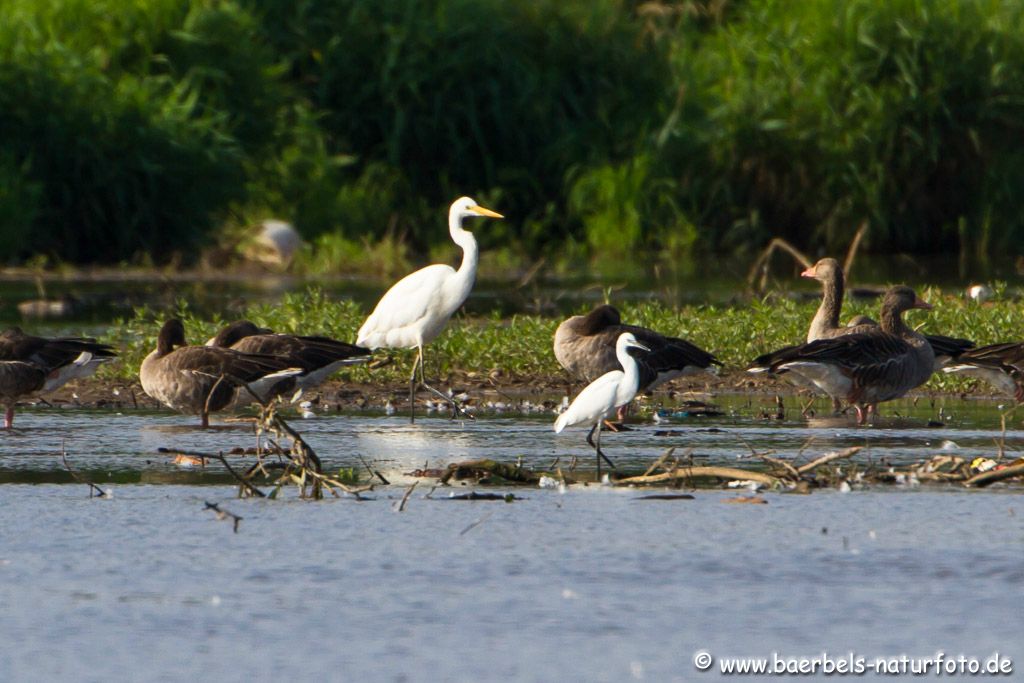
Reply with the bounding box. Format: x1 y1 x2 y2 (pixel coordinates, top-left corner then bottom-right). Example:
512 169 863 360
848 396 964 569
943 343 1024 402
207 320 371 398
749 286 935 424
554 305 720 393
140 320 302 427
0 328 117 428
0 327 117 393
802 258 974 368
0 362 46 429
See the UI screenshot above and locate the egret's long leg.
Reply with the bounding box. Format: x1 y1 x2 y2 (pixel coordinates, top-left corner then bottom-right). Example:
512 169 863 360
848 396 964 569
586 423 616 480
408 348 422 423
417 346 474 421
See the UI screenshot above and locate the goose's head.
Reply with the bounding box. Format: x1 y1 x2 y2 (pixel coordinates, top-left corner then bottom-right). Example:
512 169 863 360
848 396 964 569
885 285 932 313
801 257 841 282
211 320 269 348
157 319 188 355
449 196 503 223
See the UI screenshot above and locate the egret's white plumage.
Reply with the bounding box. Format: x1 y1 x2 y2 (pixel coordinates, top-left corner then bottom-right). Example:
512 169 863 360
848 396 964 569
356 197 502 420
554 332 650 477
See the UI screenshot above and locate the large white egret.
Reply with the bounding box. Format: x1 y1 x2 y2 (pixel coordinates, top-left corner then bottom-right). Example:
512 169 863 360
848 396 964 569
554 332 650 478
356 196 503 421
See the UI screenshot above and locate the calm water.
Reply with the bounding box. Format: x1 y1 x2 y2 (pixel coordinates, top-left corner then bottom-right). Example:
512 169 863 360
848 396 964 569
0 399 1022 681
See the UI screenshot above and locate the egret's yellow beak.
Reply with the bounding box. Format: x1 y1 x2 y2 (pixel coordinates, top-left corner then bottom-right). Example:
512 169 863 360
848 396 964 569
470 205 503 219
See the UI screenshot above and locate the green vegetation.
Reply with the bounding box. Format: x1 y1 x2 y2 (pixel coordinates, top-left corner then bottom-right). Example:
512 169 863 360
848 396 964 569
3 0 1024 268
103 286 1024 396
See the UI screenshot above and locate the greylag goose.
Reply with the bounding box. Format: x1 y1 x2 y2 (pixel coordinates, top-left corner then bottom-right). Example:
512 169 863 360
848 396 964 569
0 328 117 428
554 333 650 478
554 304 720 393
140 319 302 427
0 327 117 393
749 286 935 424
943 343 1024 402
802 257 973 368
357 197 502 422
208 320 371 398
0 362 46 429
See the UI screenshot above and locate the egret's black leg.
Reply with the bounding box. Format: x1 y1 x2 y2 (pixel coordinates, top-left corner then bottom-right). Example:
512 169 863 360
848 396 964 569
408 349 422 423
418 347 474 421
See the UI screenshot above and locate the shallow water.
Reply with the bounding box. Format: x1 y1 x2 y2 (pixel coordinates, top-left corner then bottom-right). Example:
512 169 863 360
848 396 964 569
1 398 1022 681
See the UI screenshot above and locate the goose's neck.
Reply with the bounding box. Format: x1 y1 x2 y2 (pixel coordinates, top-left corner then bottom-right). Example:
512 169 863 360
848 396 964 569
880 306 910 337
808 272 843 341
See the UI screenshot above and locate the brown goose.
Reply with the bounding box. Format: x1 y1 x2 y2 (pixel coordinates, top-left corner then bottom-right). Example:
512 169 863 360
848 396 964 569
140 320 302 427
0 327 117 393
554 305 720 393
749 286 935 424
0 328 117 428
802 257 974 368
207 320 371 398
0 362 46 429
943 343 1024 402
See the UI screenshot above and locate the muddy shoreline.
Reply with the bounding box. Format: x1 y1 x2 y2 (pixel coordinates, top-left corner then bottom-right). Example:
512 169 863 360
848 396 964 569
33 370 1009 414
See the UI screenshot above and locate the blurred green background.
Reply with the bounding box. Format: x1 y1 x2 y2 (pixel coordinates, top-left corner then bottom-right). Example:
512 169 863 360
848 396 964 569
2 0 1023 273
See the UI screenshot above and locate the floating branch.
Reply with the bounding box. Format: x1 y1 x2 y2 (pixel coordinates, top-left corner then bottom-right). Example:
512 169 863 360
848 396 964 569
204 501 242 533
395 481 418 512
158 447 266 498
615 466 783 488
60 444 111 498
964 463 1024 488
797 447 862 474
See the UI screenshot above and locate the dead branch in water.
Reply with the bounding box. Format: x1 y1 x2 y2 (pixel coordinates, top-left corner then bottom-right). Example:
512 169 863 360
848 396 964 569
158 447 267 498
964 463 1024 488
395 481 418 512
60 443 111 498
797 447 862 474
204 501 242 533
746 238 812 294
615 466 783 488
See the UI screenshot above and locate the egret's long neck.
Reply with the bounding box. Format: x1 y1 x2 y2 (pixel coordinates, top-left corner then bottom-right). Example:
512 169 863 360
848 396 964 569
808 271 843 341
616 344 641 397
450 214 479 297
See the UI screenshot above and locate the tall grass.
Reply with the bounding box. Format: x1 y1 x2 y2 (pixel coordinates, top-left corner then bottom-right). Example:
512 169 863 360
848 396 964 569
103 285 1024 398
3 0 1024 268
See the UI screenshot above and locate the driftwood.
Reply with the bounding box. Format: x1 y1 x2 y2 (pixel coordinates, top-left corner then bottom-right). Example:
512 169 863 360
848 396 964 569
615 466 783 488
204 501 242 533
396 481 418 512
964 463 1024 488
797 447 862 474
60 444 111 498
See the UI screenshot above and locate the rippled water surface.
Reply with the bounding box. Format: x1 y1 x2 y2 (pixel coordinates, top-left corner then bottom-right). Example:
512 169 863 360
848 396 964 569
1 398 1022 681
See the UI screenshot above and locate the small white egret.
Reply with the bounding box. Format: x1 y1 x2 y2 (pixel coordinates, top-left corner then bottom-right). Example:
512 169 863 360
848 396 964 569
553 304 720 423
356 196 503 421
553 332 650 478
